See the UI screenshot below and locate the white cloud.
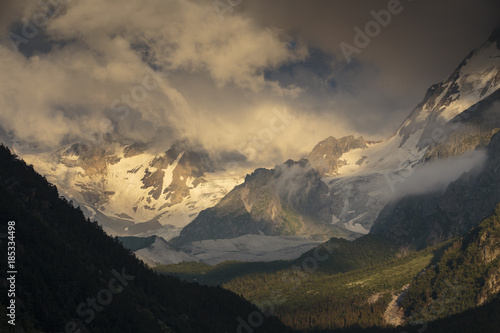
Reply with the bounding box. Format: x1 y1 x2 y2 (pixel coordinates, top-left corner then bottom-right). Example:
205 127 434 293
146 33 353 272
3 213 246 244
391 150 488 199
45 0 307 92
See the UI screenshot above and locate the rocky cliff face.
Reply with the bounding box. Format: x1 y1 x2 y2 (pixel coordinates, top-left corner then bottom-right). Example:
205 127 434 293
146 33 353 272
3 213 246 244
308 136 368 176
398 29 500 150
423 87 500 161
171 159 358 246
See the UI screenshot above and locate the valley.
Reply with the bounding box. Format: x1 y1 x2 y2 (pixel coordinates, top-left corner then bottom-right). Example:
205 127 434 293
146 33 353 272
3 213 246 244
1 2 499 332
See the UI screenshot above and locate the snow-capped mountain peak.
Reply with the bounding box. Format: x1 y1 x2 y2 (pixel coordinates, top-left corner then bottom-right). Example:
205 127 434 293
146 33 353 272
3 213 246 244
398 31 500 149
20 140 244 237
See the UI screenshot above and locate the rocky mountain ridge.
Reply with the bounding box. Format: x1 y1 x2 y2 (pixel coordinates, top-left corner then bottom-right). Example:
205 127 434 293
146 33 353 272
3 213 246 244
171 159 359 246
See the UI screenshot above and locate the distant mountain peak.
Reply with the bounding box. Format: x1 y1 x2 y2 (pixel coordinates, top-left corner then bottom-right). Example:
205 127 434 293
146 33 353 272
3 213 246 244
308 135 367 176
396 31 500 150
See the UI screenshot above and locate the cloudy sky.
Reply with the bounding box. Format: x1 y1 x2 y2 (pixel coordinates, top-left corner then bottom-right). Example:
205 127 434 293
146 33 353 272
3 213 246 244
0 0 499 166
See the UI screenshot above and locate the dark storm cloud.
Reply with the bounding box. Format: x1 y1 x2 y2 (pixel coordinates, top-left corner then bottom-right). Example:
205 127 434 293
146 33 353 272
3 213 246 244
243 0 500 136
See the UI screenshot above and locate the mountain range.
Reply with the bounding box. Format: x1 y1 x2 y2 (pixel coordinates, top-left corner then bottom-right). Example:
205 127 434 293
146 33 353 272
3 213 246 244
1 27 500 333
4 27 499 267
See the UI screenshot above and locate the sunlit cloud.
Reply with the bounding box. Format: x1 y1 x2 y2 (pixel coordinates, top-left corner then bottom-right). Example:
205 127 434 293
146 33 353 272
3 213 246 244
0 0 498 166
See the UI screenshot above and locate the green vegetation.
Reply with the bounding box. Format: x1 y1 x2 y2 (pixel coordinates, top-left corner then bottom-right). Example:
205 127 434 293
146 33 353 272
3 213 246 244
295 235 397 274
309 293 500 333
401 204 500 322
157 204 500 332
280 203 304 236
223 245 441 331
156 260 291 285
158 234 438 331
